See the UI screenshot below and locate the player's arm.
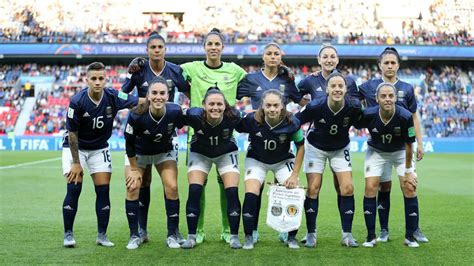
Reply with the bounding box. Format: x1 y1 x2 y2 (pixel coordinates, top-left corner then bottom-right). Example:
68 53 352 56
412 112 423 161
284 129 304 189
404 118 417 188
67 131 83 185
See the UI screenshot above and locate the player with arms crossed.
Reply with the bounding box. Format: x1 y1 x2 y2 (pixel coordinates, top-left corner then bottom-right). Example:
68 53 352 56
122 32 189 244
358 47 428 243
295 72 362 248
180 87 243 249
180 28 247 243
355 83 420 248
236 42 304 243
236 89 304 250
62 62 141 247
123 77 185 249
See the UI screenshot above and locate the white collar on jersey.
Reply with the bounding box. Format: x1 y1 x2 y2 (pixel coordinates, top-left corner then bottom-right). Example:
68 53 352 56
378 108 396 126
326 99 345 116
87 90 104 106
148 108 166 124
261 69 278 82
265 117 284 130
149 60 167 77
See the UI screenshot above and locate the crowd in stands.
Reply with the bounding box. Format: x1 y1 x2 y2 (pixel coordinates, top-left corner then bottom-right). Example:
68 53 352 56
2 63 471 138
1 0 472 45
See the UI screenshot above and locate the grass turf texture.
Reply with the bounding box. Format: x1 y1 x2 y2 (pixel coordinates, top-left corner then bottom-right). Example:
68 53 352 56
0 151 473 264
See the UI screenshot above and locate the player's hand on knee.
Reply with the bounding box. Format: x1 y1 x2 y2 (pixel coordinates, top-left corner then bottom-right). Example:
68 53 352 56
67 163 83 184
404 172 417 189
126 169 142 190
127 57 146 74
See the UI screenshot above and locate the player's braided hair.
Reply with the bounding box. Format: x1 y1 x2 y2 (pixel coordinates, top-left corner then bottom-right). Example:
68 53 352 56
146 31 166 47
254 89 293 127
201 85 239 126
131 76 169 115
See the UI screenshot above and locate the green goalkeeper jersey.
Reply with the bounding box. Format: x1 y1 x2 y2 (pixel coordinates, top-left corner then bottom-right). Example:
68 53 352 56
181 61 247 107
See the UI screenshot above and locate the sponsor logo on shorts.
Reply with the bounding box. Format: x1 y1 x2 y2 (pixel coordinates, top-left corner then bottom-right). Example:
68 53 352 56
366 166 370 172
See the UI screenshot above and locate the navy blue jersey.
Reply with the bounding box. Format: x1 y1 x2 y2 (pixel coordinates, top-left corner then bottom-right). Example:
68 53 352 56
358 78 417 113
297 71 360 100
237 70 301 108
296 96 363 151
122 60 189 100
124 103 184 156
64 88 139 150
356 106 415 152
236 112 304 164
184 108 241 158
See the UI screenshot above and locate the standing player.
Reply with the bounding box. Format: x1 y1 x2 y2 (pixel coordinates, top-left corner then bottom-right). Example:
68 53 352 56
295 73 362 248
180 88 243 249
236 42 305 243
356 83 420 248
358 47 428 243
180 28 247 244
297 45 359 243
122 32 189 243
236 89 305 250
123 77 185 249
62 62 141 247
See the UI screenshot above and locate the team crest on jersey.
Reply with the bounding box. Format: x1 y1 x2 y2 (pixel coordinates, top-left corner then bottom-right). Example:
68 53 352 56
286 204 299 217
106 106 112 118
271 202 283 216
166 79 174 88
167 123 174 134
279 84 286 93
394 127 401 136
223 129 230 139
397 90 404 98
223 75 229 81
343 117 350 127
279 134 287 143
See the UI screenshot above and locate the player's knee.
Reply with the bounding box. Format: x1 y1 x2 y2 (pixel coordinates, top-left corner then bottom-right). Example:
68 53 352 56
365 184 378 197
126 187 140 199
307 185 320 198
401 183 417 197
164 184 179 200
379 181 392 192
340 183 353 196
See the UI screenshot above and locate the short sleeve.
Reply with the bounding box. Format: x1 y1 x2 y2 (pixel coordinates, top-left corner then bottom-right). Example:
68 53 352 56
115 90 139 110
66 100 82 132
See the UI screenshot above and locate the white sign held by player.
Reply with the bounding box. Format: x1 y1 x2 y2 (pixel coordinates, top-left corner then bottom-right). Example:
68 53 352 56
266 185 305 233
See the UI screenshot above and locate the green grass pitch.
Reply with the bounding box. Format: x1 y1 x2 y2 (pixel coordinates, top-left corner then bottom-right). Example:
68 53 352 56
0 151 473 264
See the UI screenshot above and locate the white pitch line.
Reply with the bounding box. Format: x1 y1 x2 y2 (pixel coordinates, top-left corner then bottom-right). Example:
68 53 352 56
0 157 61 170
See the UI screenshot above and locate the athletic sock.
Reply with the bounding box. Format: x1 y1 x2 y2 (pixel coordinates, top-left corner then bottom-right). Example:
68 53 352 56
363 196 377 239
138 186 150 231
253 184 264 231
165 197 180 237
404 196 419 238
225 187 241 235
186 184 203 235
125 199 139 237
377 191 391 231
62 182 82 232
95 184 110 234
304 197 318 233
340 195 355 233
242 192 258 236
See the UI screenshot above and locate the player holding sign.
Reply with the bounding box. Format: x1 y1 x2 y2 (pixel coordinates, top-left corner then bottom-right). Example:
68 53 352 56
355 83 420 248
296 72 362 248
235 89 305 249
61 62 142 248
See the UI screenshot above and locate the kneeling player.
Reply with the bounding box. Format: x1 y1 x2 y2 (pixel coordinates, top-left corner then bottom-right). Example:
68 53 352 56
124 77 185 249
62 62 141 247
181 87 243 249
236 89 304 249
356 83 420 248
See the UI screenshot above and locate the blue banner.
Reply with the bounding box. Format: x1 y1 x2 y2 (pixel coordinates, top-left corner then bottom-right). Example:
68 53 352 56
0 44 472 59
0 135 472 153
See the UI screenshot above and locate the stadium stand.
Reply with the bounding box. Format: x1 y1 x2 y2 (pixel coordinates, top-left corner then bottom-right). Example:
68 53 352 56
1 0 472 45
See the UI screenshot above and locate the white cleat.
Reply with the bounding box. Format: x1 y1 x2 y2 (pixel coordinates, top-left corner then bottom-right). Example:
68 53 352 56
166 235 181 249
96 233 114 247
181 235 197 249
252 230 259 244
139 228 149 244
304 232 317 248
63 231 76 247
229 234 242 249
243 235 254 250
404 237 420 248
126 235 141 250
413 228 429 243
377 229 389 243
341 233 359 247
287 237 300 249
362 238 376 248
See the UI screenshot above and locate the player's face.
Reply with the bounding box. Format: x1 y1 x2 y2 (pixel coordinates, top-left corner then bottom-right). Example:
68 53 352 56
205 35 223 61
147 39 166 62
379 54 399 79
318 48 339 73
377 86 396 112
204 93 225 120
262 46 282 69
86 70 107 94
263 93 282 120
327 76 347 102
148 83 168 110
